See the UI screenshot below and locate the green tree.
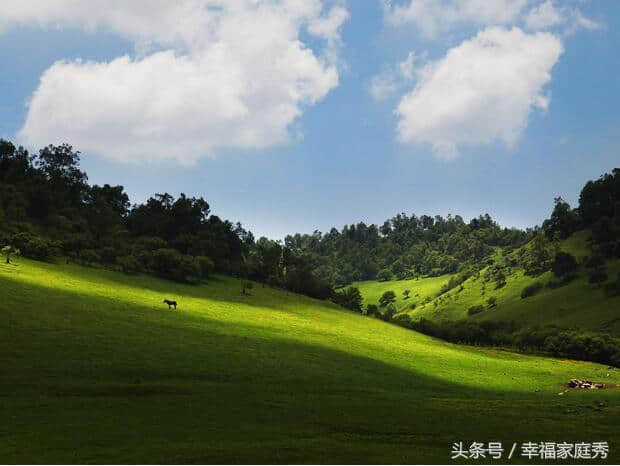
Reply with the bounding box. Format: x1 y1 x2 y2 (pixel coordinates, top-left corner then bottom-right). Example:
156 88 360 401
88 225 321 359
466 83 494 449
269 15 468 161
379 290 396 307
551 251 578 278
2 245 20 264
366 304 379 317
543 197 580 239
333 287 363 312
377 268 393 282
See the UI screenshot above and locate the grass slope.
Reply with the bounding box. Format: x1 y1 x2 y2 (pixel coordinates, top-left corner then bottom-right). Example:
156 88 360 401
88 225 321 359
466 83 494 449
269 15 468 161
357 232 620 336
350 275 449 311
1 259 620 463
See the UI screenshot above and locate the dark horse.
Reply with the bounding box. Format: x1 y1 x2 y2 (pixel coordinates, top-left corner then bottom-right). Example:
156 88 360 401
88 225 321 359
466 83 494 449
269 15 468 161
163 299 177 310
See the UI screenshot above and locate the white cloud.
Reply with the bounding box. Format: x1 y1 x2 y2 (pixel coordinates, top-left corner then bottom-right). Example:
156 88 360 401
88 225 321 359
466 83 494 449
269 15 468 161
370 72 399 102
1 1 348 164
525 1 563 30
524 0 600 33
395 27 563 158
399 51 416 80
384 0 528 38
370 52 416 101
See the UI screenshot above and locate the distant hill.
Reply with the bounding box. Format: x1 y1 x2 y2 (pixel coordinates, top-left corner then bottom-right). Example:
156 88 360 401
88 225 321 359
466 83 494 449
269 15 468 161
357 231 620 335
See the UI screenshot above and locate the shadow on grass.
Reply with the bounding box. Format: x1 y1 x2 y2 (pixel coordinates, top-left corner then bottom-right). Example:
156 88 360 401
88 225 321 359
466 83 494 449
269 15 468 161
2 274 620 463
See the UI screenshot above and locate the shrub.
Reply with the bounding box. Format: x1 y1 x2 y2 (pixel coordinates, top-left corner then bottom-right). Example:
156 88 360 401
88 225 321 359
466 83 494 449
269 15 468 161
333 286 363 312
588 268 608 285
379 290 396 307
1 245 20 264
585 254 605 269
521 282 543 299
439 271 472 295
468 305 484 316
604 274 620 297
366 304 378 316
382 304 397 322
79 249 101 265
546 274 576 289
151 248 200 282
21 236 59 261
487 297 497 308
409 302 416 310
116 254 141 274
377 268 393 282
195 256 215 278
551 251 578 278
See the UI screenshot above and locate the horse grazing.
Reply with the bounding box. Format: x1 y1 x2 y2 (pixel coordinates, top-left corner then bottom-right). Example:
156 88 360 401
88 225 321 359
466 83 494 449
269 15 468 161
163 299 177 310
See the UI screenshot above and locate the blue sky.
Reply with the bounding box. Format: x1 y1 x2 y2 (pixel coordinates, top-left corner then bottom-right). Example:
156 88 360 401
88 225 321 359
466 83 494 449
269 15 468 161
0 1 618 239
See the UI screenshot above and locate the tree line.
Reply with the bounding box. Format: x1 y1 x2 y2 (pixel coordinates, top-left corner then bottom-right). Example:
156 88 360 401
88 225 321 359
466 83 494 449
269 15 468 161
0 140 331 299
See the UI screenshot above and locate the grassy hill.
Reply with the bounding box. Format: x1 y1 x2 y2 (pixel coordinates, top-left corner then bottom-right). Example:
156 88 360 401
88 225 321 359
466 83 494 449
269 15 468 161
356 231 620 337
350 274 449 310
1 258 620 463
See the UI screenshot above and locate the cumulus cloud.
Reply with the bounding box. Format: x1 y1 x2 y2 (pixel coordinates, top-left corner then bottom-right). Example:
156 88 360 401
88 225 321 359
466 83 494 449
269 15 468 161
1 1 348 164
384 0 528 38
524 0 600 33
395 27 563 158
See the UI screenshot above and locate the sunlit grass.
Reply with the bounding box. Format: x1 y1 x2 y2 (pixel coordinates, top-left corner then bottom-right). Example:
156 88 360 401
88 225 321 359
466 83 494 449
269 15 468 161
1 258 619 463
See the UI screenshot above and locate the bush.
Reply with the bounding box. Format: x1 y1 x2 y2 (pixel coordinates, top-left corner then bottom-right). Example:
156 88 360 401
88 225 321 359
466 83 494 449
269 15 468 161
366 304 379 316
438 271 472 296
379 290 396 307
1 245 20 264
79 249 101 265
551 251 578 278
585 254 605 269
382 304 397 322
195 255 215 278
588 268 608 285
17 235 59 261
333 286 363 312
487 297 497 308
116 254 141 274
377 268 393 282
521 282 543 299
543 330 620 367
468 305 484 316
546 274 576 289
604 274 620 297
151 248 200 282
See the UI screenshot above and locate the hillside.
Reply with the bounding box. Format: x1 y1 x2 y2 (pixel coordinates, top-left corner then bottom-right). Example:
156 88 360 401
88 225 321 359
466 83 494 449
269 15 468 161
356 231 620 337
1 258 620 463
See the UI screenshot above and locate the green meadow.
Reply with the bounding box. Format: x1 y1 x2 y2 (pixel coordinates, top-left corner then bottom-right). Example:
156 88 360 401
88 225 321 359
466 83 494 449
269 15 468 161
350 274 449 311
356 232 620 337
1 258 619 463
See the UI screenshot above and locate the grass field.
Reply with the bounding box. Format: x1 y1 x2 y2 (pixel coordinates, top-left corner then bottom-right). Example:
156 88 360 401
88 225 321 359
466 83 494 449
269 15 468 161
350 274 449 311
1 258 620 463
355 232 620 336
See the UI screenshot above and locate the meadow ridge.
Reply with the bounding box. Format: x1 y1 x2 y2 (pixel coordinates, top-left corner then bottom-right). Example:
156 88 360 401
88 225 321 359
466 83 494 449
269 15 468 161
1 258 619 463
355 231 620 337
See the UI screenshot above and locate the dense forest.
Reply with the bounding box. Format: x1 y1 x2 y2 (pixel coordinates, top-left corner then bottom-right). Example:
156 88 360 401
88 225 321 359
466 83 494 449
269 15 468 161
286 213 531 287
289 168 620 287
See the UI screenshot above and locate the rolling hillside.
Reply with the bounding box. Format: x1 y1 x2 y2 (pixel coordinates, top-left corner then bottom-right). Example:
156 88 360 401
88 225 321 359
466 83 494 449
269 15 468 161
356 231 620 337
1 258 619 463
